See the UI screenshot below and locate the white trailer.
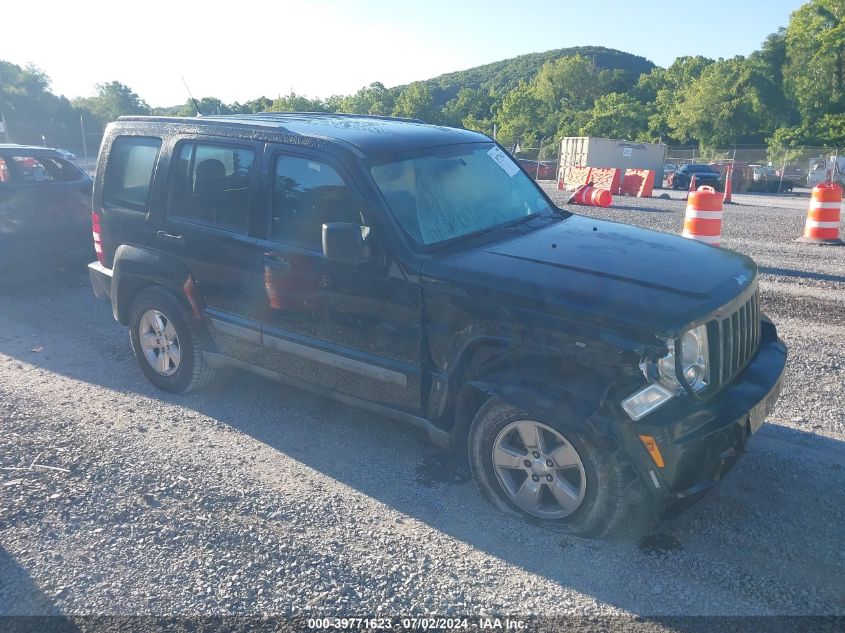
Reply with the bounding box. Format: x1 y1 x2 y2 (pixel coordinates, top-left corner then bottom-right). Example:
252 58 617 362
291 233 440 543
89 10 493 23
558 137 667 182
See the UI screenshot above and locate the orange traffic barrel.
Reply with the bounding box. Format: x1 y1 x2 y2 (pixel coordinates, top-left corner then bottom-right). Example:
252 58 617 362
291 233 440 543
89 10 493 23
798 182 842 245
682 186 723 246
573 185 612 208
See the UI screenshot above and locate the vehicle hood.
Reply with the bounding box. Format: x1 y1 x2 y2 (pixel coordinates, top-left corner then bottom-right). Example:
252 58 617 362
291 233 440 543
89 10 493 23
421 214 757 339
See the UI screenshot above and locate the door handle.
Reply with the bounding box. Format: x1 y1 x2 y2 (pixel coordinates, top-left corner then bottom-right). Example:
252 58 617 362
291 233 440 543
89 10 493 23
156 231 185 245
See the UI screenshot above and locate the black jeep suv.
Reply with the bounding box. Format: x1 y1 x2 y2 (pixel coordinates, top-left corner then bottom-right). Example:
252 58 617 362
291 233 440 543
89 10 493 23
88 114 786 537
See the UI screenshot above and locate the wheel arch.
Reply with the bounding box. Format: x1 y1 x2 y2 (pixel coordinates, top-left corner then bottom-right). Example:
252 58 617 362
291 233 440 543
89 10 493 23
447 347 617 453
112 244 201 325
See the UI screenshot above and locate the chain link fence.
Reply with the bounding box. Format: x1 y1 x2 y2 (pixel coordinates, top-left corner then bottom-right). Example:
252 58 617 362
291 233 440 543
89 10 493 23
665 145 844 191
513 146 559 181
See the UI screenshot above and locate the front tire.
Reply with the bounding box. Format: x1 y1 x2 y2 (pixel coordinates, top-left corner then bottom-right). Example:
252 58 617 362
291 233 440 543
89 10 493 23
128 287 215 393
468 397 629 537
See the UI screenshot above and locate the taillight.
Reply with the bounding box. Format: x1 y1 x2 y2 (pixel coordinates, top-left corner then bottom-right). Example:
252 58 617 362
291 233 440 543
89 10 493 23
92 210 106 265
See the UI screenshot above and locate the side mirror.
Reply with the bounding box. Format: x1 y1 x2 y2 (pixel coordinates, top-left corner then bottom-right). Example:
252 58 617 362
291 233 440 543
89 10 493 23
322 222 371 263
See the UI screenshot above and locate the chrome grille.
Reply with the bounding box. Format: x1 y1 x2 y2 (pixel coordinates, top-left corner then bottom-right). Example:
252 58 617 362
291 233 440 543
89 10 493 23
709 289 761 391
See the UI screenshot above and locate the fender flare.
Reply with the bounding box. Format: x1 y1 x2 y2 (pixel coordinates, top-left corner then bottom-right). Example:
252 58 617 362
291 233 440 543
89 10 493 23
111 244 200 324
449 366 617 453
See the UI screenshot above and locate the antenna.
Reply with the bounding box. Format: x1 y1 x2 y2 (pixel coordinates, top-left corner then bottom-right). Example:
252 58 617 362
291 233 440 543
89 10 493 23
181 76 203 117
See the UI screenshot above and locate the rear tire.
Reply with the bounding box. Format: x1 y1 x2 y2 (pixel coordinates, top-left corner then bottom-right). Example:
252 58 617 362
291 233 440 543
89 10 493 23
128 286 215 393
468 397 629 538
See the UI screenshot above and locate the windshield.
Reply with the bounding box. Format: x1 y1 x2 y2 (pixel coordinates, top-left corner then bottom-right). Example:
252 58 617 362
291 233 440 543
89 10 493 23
370 143 555 246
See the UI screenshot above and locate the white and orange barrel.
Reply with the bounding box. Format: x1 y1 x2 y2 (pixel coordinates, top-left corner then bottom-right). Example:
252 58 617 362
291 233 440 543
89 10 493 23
682 186 723 246
799 182 842 245
573 185 612 208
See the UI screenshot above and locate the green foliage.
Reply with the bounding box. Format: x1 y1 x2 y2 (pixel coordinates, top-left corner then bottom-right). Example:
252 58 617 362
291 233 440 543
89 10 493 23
769 113 845 149
667 56 781 148
0 60 88 149
176 97 231 117
268 92 330 113
73 81 149 123
784 0 845 119
338 82 396 115
583 93 648 140
418 45 655 110
494 81 543 146
391 82 439 122
441 87 495 130
635 56 714 142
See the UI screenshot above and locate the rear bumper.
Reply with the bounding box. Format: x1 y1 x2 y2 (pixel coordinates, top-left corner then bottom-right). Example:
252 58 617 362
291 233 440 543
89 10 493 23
618 319 787 513
88 261 113 301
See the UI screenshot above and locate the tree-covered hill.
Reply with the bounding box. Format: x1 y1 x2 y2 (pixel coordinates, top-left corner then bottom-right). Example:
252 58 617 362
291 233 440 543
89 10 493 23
3 0 843 158
416 46 656 108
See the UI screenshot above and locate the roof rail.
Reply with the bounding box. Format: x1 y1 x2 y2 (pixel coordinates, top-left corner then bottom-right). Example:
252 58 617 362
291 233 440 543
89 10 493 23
250 111 426 125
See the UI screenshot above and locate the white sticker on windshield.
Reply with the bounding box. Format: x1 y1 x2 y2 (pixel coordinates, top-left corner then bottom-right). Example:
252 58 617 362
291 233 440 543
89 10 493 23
487 146 520 177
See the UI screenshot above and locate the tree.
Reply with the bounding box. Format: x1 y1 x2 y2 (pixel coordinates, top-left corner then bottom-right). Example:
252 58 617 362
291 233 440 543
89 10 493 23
339 82 395 115
441 87 496 132
73 81 149 123
494 81 543 146
582 93 648 140
268 92 329 113
748 29 797 127
635 56 714 142
784 0 845 119
176 97 231 117
392 82 438 122
532 55 603 113
0 60 85 149
667 57 775 147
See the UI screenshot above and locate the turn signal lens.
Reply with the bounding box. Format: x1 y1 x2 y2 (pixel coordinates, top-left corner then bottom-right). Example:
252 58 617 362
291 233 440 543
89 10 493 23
639 435 665 468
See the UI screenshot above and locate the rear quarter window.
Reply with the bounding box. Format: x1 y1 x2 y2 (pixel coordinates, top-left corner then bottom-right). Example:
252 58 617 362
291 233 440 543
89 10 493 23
103 136 162 210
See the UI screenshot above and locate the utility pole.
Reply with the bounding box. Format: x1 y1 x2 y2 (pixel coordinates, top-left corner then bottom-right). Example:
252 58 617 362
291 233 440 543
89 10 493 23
80 115 89 164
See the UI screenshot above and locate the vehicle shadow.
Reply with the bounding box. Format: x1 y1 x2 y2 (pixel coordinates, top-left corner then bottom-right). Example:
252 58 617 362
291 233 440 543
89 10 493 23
1 277 844 620
759 266 845 284
0 545 79 631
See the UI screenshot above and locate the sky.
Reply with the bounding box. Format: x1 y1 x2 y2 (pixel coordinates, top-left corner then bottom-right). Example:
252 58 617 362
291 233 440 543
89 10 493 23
1 0 804 107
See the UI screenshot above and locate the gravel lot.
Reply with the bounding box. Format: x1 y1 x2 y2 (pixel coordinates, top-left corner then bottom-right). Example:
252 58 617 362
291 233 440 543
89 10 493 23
0 188 843 629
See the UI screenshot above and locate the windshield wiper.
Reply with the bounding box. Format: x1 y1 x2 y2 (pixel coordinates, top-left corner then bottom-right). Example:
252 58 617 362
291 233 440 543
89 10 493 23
448 213 546 244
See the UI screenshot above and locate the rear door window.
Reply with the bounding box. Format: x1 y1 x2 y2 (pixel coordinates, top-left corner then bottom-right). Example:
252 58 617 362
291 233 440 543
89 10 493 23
169 142 254 233
103 136 161 211
10 156 54 182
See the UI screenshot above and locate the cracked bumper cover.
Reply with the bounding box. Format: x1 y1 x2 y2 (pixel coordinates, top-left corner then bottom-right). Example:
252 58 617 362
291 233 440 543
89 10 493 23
618 319 787 513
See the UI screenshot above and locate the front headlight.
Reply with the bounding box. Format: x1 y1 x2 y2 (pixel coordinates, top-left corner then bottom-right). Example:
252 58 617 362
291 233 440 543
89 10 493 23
625 324 711 421
680 324 709 392
654 324 709 393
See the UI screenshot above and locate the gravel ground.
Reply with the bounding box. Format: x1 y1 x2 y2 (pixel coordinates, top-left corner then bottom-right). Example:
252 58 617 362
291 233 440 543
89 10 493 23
0 188 843 628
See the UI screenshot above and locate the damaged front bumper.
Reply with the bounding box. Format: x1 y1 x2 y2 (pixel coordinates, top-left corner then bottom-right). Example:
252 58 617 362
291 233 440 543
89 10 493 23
617 319 787 515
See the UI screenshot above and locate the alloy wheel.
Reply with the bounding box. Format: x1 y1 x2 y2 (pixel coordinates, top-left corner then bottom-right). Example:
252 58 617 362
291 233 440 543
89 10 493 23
491 420 587 519
138 309 181 377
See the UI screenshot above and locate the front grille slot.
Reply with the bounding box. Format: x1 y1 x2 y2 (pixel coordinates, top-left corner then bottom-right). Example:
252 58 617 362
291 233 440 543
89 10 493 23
708 289 760 392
